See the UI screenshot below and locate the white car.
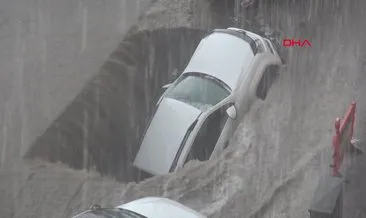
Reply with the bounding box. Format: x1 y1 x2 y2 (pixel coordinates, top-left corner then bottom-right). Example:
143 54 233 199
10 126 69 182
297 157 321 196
133 27 283 176
72 197 206 218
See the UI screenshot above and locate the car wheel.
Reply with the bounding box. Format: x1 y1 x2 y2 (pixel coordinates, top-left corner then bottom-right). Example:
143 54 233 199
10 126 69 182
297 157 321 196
256 67 279 100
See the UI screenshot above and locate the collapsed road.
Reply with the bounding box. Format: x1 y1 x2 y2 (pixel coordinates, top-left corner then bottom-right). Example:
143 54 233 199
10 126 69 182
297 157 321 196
1 0 366 217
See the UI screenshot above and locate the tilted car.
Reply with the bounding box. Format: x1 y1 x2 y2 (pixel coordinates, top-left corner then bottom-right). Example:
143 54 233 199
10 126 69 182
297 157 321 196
72 197 206 218
133 27 283 176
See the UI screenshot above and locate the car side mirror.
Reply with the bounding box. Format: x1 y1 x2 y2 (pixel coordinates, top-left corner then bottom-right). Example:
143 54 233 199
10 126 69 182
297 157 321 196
226 105 236 119
162 83 172 89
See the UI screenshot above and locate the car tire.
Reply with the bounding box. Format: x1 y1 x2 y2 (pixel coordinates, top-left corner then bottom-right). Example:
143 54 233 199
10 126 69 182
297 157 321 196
256 67 279 100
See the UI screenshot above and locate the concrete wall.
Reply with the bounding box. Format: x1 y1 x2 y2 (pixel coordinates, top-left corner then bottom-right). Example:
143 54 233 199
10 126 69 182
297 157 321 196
25 27 207 181
0 0 152 170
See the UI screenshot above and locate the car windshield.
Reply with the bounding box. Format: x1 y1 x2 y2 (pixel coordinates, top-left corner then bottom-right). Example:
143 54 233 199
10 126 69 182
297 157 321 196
166 73 230 111
73 208 147 218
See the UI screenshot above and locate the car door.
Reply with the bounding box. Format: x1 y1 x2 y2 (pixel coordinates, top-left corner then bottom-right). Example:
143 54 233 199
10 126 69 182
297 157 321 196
183 102 233 165
210 103 236 159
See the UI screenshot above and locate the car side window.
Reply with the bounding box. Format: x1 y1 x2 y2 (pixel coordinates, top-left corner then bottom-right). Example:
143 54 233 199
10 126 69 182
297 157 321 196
184 104 231 164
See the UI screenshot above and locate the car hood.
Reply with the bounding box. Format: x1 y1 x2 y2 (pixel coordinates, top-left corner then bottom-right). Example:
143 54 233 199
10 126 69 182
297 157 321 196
133 97 201 175
117 197 206 218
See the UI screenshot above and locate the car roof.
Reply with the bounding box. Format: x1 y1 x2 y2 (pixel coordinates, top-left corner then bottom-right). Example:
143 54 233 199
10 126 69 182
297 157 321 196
182 29 256 90
118 197 207 218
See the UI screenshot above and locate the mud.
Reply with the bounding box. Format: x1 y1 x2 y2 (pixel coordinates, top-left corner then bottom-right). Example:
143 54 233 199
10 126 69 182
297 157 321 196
2 0 366 217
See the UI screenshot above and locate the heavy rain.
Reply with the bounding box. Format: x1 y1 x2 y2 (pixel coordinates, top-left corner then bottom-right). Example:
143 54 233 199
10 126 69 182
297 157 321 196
0 0 365 217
